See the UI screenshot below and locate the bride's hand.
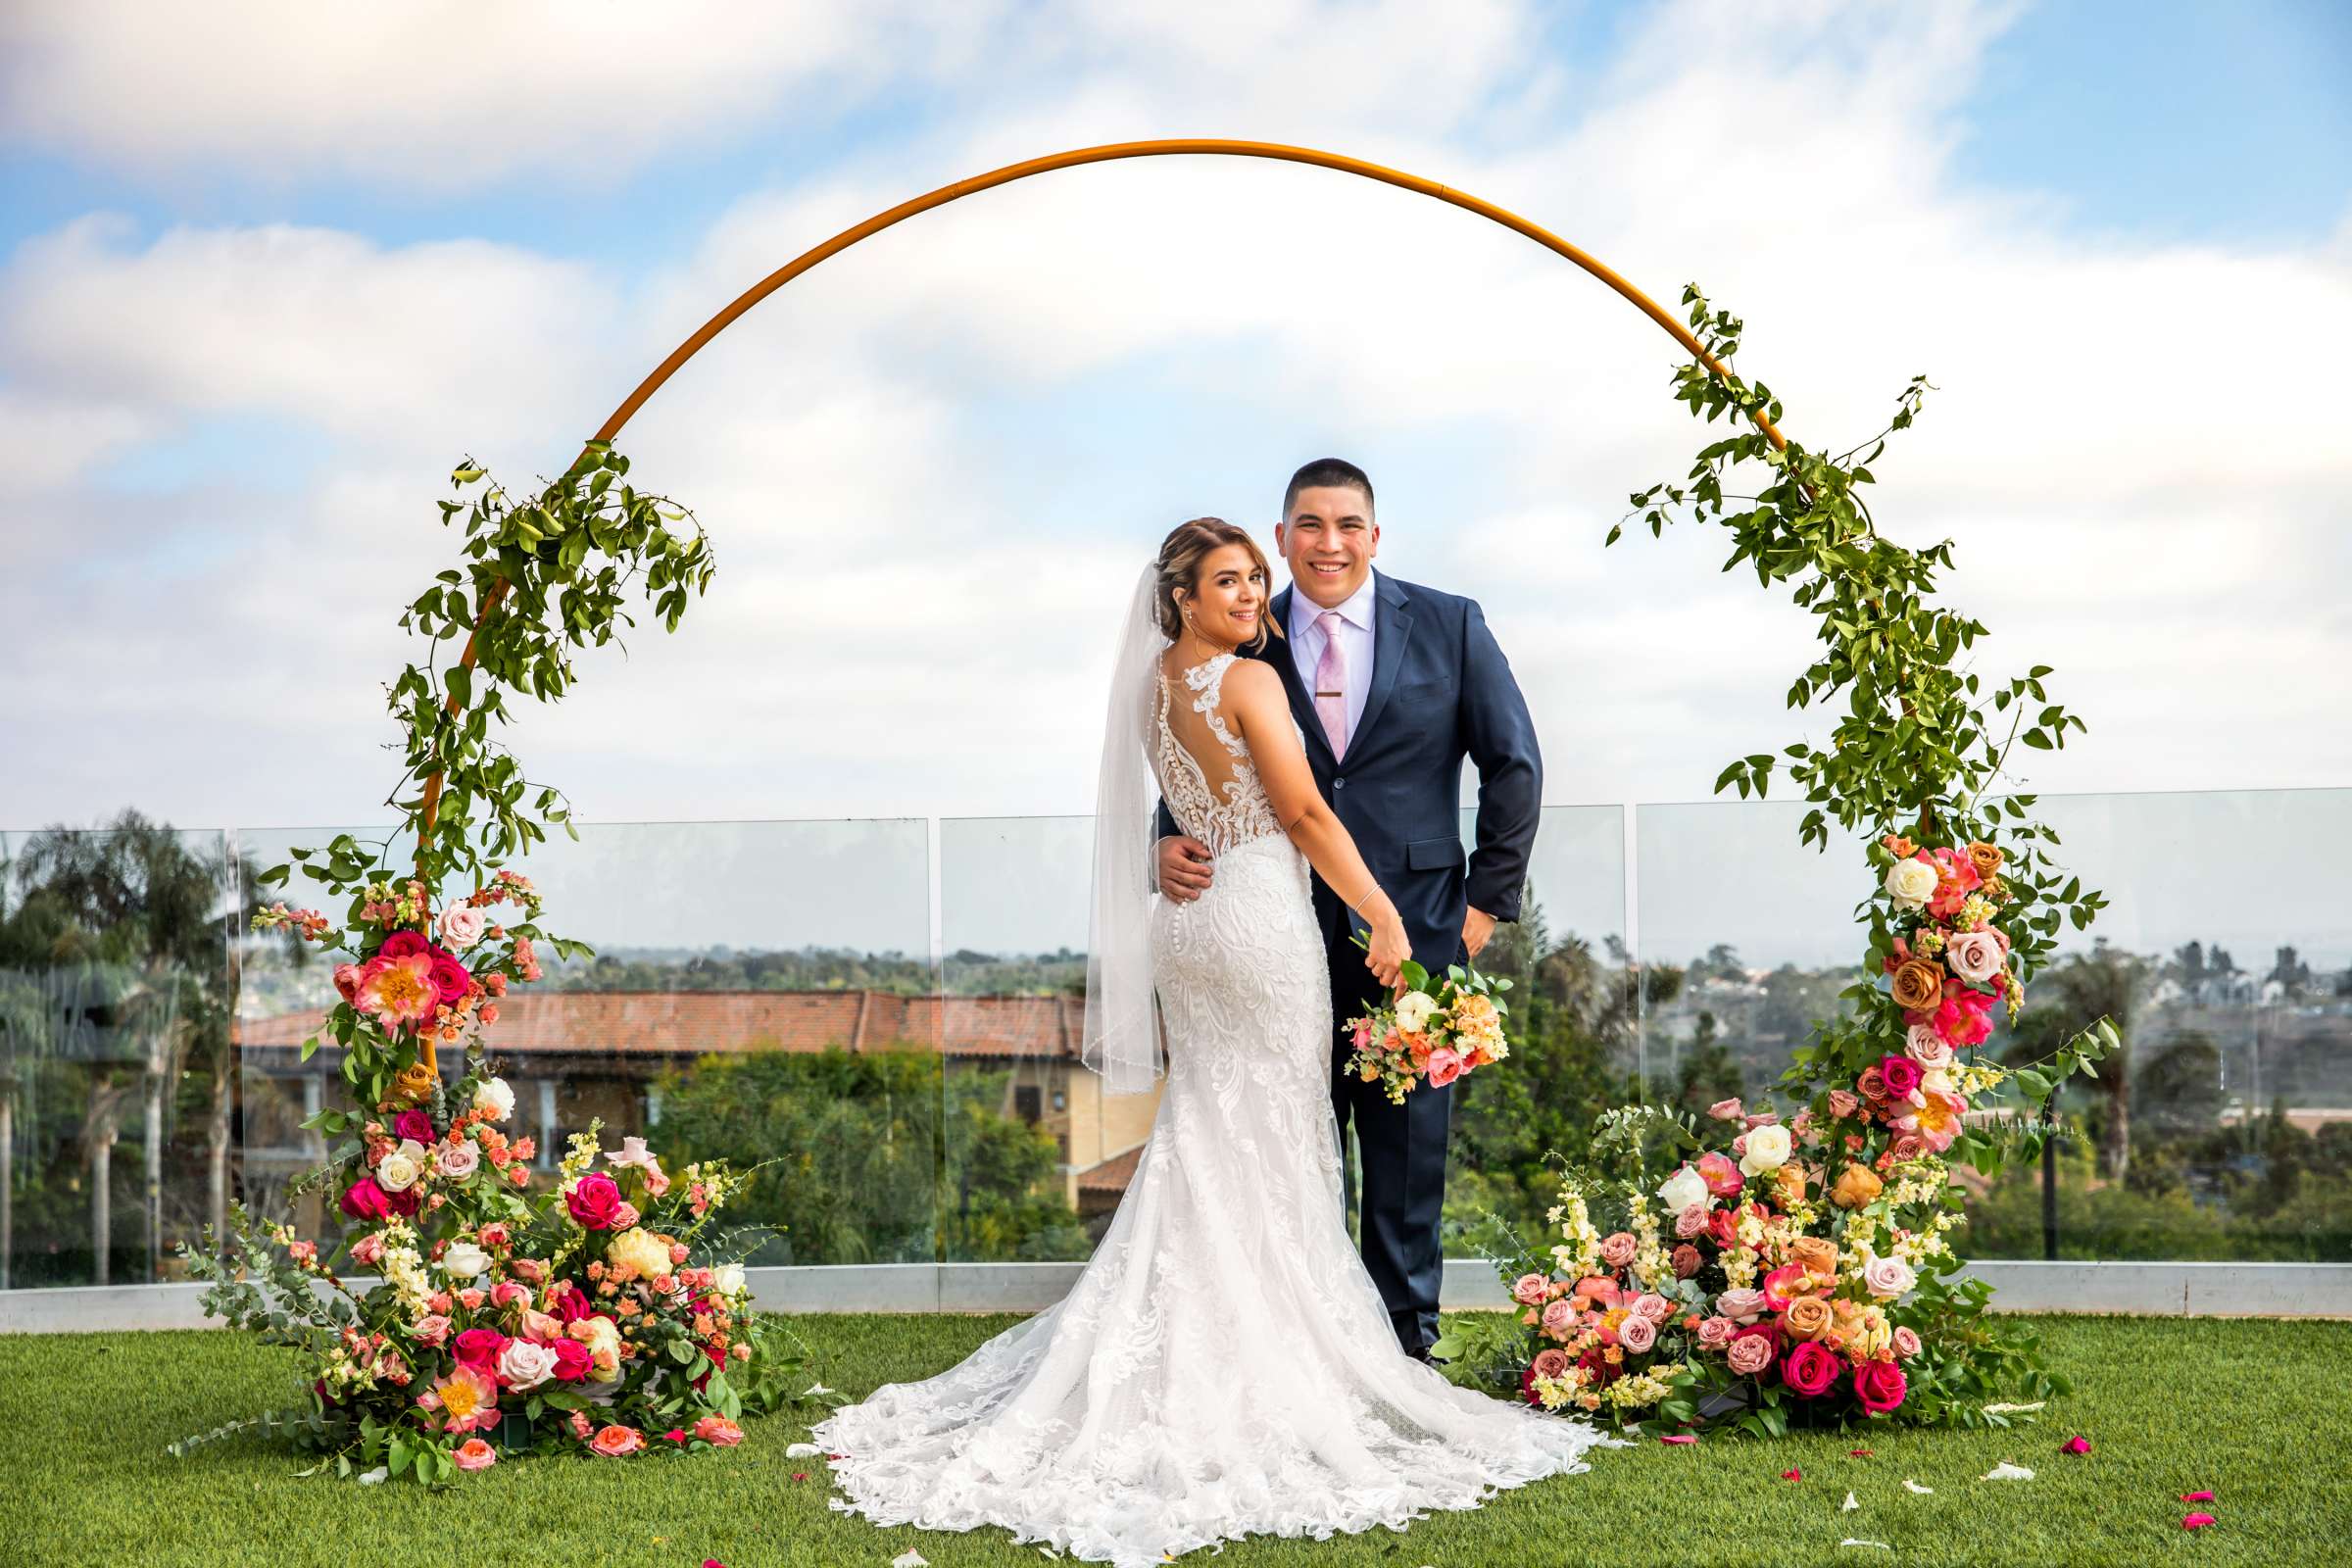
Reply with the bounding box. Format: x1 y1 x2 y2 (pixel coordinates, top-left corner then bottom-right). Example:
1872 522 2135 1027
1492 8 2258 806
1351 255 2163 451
1364 912 1410 991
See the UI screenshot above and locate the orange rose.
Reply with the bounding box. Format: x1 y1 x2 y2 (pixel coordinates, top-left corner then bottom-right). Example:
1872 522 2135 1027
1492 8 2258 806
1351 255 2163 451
1881 834 1918 858
1831 1163 1886 1210
1789 1236 1839 1283
1967 841 2003 877
1889 959 1945 1011
1773 1164 1808 1207
384 1060 439 1108
1783 1295 1835 1341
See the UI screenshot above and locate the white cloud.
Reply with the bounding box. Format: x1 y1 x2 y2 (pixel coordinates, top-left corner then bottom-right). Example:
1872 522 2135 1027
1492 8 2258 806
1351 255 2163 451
3 0 2348 884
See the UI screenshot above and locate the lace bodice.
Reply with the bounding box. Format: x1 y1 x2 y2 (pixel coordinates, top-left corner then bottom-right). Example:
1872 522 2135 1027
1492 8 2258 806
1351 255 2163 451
1152 653 1288 857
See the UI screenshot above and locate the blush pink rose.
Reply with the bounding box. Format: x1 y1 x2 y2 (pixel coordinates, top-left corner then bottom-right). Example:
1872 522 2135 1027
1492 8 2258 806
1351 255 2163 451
608 1200 641 1231
491 1280 530 1309
1695 1316 1737 1350
1674 1203 1711 1239
410 1314 452 1348
437 1140 480 1180
1512 1273 1549 1306
1707 1098 1745 1122
1633 1293 1674 1323
1905 1024 1955 1069
1944 929 2004 984
1725 1334 1774 1375
1597 1232 1639 1269
1715 1288 1766 1324
349 1232 385 1267
1541 1299 1576 1338
1891 1325 1924 1359
1618 1313 1658 1354
438 904 487 950
519 1308 564 1344
1828 1089 1861 1119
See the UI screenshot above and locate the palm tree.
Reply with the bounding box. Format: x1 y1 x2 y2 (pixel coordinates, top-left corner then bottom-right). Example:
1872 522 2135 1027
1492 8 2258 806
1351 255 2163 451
2010 939 2145 1182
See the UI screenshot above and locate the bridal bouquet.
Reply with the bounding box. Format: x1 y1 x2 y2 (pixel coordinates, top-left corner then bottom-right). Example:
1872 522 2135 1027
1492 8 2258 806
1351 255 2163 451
1457 829 2113 1436
181 871 805 1481
1343 947 1512 1104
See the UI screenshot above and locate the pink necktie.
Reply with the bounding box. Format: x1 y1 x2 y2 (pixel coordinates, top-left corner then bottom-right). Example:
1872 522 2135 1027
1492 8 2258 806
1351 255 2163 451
1314 610 1348 758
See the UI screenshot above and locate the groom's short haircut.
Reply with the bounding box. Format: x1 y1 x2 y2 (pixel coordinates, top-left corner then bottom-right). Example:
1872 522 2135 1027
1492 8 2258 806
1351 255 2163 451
1283 458 1374 519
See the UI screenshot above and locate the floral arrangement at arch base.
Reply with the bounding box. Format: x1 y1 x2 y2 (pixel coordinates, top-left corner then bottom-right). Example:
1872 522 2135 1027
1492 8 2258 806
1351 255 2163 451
1451 826 2117 1436
176 447 828 1480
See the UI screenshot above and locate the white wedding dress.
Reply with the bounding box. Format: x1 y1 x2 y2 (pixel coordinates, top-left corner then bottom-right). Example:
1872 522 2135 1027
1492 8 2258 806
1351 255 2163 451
813 653 1615 1566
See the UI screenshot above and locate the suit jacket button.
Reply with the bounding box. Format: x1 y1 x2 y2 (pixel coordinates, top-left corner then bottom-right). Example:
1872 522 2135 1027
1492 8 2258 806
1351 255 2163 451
1333 777 1346 789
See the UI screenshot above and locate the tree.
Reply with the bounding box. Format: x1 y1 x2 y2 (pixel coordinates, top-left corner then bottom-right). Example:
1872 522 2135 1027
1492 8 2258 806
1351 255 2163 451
2011 940 2146 1181
2134 1031 2225 1136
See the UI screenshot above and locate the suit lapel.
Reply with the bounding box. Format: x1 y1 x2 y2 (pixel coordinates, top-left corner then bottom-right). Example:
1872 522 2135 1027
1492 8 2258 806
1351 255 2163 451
1264 585 1338 767
1352 571 1412 746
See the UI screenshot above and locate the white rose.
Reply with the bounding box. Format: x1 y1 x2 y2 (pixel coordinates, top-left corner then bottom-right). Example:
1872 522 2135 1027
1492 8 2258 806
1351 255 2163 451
1656 1165 1709 1213
441 1242 489 1279
1393 991 1438 1033
1738 1123 1792 1176
374 1139 427 1194
712 1263 746 1298
1885 858 1938 911
471 1076 515 1122
497 1338 559 1391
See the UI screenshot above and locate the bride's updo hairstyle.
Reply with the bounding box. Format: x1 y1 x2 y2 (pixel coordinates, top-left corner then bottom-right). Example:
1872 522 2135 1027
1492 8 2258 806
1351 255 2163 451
1154 517 1276 654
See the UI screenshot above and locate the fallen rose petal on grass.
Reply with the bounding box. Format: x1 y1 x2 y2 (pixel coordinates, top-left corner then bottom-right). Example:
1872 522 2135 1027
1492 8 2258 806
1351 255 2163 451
1782 1468 1803 1481
2183 1513 2217 1530
2062 1436 2091 1454
1849 1447 1874 1457
1659 1434 1697 1445
2181 1491 2216 1502
1982 1460 2035 1481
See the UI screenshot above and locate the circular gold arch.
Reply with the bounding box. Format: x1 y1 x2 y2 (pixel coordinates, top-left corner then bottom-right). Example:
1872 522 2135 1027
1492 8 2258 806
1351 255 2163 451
419 137 1788 855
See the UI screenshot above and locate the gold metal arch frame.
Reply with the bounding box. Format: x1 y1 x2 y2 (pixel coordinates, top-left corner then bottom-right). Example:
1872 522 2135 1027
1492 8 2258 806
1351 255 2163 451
419 137 1790 850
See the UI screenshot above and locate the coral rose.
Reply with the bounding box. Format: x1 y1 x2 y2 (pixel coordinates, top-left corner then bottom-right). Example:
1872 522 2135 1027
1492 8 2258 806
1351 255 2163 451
1831 1164 1885 1209
693 1415 744 1446
1695 1151 1744 1198
588 1424 643 1457
1782 1296 1835 1342
452 1437 496 1471
1853 1357 1908 1413
1781 1341 1839 1397
1889 958 1945 1011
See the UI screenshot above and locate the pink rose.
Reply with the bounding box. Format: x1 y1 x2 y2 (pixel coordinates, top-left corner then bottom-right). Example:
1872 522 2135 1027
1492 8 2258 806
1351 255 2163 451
438 904 487 950
392 1109 433 1144
519 1308 564 1344
427 950 473 1005
1597 1232 1639 1269
565 1172 624 1230
1707 1098 1745 1122
588 1424 642 1457
1879 1055 1924 1101
332 963 364 1002
410 1314 452 1348
491 1280 530 1309
1905 1024 1955 1069
1541 1299 1577 1338
452 1328 509 1375
1781 1341 1839 1397
477 1222 509 1250
1742 1111 1781 1130
1633 1292 1674 1323
438 1139 480 1180
497 1338 560 1392
1670 1244 1701 1279
1886 1133 1927 1163
1531 1348 1571 1380
1858 1064 1888 1102
550 1338 594 1382
1716 1288 1766 1323
1618 1313 1658 1353
1853 1357 1907 1413
1674 1203 1711 1239
1725 1333 1774 1375
349 1232 385 1267
1512 1273 1549 1306
1425 1047 1464 1087
1827 1089 1861 1119
452 1437 496 1471
693 1414 745 1446
1695 1316 1736 1350
508 1257 547 1285
1945 929 2004 984
1891 1325 1923 1359
457 1288 487 1311
1695 1152 1744 1197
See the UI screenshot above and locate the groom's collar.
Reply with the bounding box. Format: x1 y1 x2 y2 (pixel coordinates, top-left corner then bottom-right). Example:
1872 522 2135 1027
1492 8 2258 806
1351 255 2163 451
1282 567 1394 634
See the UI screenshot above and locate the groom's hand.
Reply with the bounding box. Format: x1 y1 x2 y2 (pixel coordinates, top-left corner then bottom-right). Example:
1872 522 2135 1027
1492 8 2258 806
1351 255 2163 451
1461 906 1496 960
1156 835 1214 902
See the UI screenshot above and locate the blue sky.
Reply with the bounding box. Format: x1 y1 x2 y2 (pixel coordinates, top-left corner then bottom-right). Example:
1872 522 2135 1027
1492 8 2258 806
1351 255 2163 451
3 0 2349 880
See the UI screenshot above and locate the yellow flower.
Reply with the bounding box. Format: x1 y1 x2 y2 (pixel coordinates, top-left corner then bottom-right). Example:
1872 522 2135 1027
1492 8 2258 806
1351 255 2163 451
606 1226 674 1282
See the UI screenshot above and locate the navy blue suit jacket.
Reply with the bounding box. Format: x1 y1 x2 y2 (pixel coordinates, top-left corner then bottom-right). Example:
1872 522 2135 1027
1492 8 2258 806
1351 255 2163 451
1157 570 1542 973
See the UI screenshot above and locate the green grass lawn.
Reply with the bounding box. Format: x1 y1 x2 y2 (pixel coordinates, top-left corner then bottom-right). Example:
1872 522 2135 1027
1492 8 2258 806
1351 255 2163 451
4 1312 2345 1567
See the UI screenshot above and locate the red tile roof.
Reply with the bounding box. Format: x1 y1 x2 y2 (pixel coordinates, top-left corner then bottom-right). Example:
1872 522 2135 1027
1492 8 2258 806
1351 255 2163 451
1075 1144 1145 1194
232 990 1089 1059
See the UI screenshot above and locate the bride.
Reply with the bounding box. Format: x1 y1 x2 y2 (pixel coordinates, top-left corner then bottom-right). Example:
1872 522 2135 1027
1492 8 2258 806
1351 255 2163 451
813 519 1616 1565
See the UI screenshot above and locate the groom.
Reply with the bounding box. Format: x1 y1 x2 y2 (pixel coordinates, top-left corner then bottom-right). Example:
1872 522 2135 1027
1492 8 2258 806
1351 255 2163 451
1155 458 1543 1360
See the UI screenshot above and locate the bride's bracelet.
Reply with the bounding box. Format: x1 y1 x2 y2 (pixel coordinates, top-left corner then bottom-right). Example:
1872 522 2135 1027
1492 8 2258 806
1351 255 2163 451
1348 883 1392 918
